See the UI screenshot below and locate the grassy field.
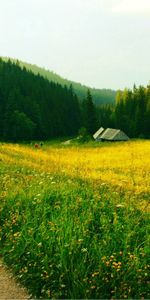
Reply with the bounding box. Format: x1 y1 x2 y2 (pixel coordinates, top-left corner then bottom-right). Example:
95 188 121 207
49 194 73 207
0 140 149 299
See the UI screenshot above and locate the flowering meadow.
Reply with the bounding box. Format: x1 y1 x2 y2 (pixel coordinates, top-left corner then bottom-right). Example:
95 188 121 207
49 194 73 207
0 140 149 299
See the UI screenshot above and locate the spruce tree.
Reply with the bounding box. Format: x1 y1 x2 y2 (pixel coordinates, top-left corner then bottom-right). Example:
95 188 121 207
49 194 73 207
82 90 98 135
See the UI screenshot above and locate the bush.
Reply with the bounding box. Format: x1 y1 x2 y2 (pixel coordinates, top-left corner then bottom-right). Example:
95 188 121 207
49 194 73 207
78 127 91 142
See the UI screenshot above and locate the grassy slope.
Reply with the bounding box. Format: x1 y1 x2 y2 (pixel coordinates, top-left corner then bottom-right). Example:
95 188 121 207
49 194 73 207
1 57 116 105
0 141 149 299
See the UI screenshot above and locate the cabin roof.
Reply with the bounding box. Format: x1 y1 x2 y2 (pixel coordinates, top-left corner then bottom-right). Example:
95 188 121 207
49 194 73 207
93 127 129 141
93 127 104 139
100 128 120 140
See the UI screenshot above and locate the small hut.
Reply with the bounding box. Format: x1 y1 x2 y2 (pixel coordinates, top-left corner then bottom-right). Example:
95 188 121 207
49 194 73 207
93 128 129 141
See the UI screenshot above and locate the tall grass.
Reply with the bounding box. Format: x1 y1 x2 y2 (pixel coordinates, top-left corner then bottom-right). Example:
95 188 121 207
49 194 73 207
0 141 149 299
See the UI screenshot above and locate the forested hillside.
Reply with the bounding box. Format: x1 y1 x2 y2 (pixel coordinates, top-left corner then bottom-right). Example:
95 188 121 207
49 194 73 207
0 59 149 141
0 59 81 141
2 57 116 105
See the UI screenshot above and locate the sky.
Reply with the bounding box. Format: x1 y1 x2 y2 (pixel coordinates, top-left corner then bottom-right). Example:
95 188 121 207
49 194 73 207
0 0 150 90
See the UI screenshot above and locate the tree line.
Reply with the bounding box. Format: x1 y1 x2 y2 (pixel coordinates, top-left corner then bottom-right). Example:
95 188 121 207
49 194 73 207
2 57 116 106
114 85 150 138
0 59 149 141
81 84 150 139
98 85 150 138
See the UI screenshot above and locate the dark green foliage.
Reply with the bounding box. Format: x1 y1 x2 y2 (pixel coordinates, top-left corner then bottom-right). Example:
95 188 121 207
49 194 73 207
2 57 116 105
97 104 115 129
0 60 81 141
9 111 36 141
81 90 98 135
114 85 150 138
78 127 91 142
96 85 150 138
1 58 149 140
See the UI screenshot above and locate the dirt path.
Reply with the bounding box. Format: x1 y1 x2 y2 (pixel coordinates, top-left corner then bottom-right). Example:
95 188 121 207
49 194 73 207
0 260 29 299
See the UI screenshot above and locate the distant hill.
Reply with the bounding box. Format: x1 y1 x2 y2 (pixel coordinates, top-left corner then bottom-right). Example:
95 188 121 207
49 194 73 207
2 57 116 105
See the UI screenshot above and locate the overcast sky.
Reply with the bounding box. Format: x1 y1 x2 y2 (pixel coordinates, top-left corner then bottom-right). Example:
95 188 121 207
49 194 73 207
0 0 150 90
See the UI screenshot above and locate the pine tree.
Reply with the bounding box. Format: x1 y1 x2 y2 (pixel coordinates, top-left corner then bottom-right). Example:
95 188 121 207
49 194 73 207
82 90 98 135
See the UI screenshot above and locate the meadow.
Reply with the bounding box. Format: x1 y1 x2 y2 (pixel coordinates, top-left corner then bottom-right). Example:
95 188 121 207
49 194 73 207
0 140 149 299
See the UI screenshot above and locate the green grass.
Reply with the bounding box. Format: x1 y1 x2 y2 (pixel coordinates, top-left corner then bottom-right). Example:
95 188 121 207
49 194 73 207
0 146 149 299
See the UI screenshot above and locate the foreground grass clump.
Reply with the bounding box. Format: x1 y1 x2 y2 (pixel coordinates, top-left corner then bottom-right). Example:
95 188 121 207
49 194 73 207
0 141 150 299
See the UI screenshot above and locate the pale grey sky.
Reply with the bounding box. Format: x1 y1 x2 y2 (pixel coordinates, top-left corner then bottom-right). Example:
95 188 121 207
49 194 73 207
0 0 150 89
